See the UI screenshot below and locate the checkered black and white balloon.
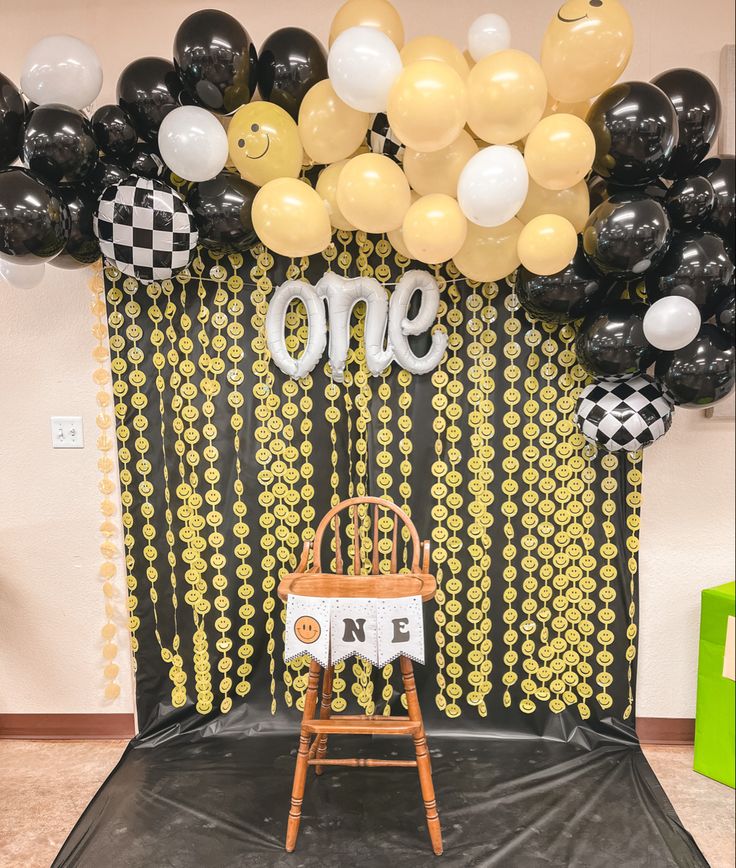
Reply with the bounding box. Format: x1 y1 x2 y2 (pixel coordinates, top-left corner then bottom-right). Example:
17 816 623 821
93 176 198 283
368 113 405 163
575 375 675 453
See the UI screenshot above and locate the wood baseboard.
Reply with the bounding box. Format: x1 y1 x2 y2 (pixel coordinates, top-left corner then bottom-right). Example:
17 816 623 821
0 713 135 740
637 717 695 745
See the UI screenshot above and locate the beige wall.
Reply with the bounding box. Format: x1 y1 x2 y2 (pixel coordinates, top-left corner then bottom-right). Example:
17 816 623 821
0 0 733 719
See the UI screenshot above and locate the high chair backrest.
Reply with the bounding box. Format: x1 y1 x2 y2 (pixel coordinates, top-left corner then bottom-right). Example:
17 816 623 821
312 496 423 575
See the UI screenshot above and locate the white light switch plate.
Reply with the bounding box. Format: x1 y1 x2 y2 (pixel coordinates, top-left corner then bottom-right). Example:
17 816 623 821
51 416 84 449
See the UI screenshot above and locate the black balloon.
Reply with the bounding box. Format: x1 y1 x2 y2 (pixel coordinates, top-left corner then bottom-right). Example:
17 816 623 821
51 184 100 269
89 159 131 195
117 57 181 142
22 104 98 185
0 167 70 263
698 156 735 244
124 143 166 180
257 27 328 120
0 71 26 168
664 175 715 228
516 240 618 323
652 69 722 178
713 292 735 342
587 81 678 186
656 324 735 406
174 10 258 114
91 104 138 160
583 192 671 278
576 301 658 379
188 170 258 251
646 230 734 318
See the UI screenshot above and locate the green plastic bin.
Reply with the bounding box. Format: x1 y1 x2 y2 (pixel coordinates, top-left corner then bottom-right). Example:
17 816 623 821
693 581 735 788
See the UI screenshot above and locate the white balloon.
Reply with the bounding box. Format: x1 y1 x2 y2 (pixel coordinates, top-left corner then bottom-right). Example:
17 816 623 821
468 14 511 62
457 145 529 228
643 296 702 351
158 106 228 183
21 35 102 110
266 281 328 379
328 26 402 113
0 259 46 289
389 270 448 374
316 273 393 380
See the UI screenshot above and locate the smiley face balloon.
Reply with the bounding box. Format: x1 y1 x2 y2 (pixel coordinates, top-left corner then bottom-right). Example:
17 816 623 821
541 0 634 103
228 102 303 186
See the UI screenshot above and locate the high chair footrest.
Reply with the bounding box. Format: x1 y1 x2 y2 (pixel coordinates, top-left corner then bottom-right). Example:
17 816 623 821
303 717 420 736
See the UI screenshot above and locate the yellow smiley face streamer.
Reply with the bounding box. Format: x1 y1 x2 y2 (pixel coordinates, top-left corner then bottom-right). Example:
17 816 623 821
228 102 303 187
541 0 634 103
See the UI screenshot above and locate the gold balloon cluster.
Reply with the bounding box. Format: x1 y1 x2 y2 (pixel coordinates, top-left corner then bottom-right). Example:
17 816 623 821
225 0 634 279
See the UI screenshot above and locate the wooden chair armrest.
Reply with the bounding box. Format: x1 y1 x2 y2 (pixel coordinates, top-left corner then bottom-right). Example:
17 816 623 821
295 540 312 573
421 540 430 574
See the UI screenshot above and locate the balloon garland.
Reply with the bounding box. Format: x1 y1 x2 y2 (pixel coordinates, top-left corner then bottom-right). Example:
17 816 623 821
0 0 733 453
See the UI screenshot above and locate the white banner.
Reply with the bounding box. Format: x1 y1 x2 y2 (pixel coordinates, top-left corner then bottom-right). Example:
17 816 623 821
283 594 331 668
283 595 424 667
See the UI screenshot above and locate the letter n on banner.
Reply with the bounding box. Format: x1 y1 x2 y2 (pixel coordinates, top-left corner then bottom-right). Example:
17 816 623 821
330 598 379 664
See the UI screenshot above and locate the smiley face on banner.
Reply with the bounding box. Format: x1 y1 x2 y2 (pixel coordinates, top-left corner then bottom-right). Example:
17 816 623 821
227 102 304 187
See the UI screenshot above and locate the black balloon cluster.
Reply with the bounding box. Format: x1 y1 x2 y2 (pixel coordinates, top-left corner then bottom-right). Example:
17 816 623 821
517 69 735 452
0 11 329 275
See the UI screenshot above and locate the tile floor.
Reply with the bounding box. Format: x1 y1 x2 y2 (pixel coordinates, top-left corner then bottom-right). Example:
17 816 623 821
0 740 733 867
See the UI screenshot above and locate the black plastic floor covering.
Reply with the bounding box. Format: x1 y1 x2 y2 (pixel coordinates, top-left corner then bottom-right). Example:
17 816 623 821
53 730 707 867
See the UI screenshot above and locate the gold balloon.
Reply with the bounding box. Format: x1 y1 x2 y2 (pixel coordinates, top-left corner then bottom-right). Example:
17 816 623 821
541 0 634 102
387 60 468 153
298 80 370 166
453 218 523 282
543 94 590 120
517 178 590 233
329 0 405 48
517 214 578 276
252 178 332 258
316 161 355 231
403 129 478 197
524 113 595 190
336 152 411 233
400 36 470 79
228 102 303 187
388 191 419 258
402 194 468 264
467 49 547 145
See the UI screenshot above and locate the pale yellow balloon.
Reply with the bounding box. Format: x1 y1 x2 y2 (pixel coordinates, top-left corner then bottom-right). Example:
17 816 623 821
463 49 475 71
453 218 523 282
543 94 590 120
541 0 634 102
298 80 370 166
316 161 355 231
517 178 590 233
252 178 332 258
467 49 547 145
228 102 303 187
387 192 419 257
517 214 578 276
336 152 411 233
400 36 470 80
329 0 405 48
402 194 468 264
524 113 595 190
387 60 468 154
403 129 478 196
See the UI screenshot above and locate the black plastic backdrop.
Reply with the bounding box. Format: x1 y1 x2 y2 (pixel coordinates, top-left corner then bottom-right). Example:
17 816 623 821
53 243 707 867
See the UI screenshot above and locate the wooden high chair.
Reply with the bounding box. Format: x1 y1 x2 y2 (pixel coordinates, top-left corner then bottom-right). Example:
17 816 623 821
277 496 443 856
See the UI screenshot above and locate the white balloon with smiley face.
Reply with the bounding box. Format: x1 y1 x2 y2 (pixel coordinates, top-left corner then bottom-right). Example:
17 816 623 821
227 102 304 187
541 0 634 103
